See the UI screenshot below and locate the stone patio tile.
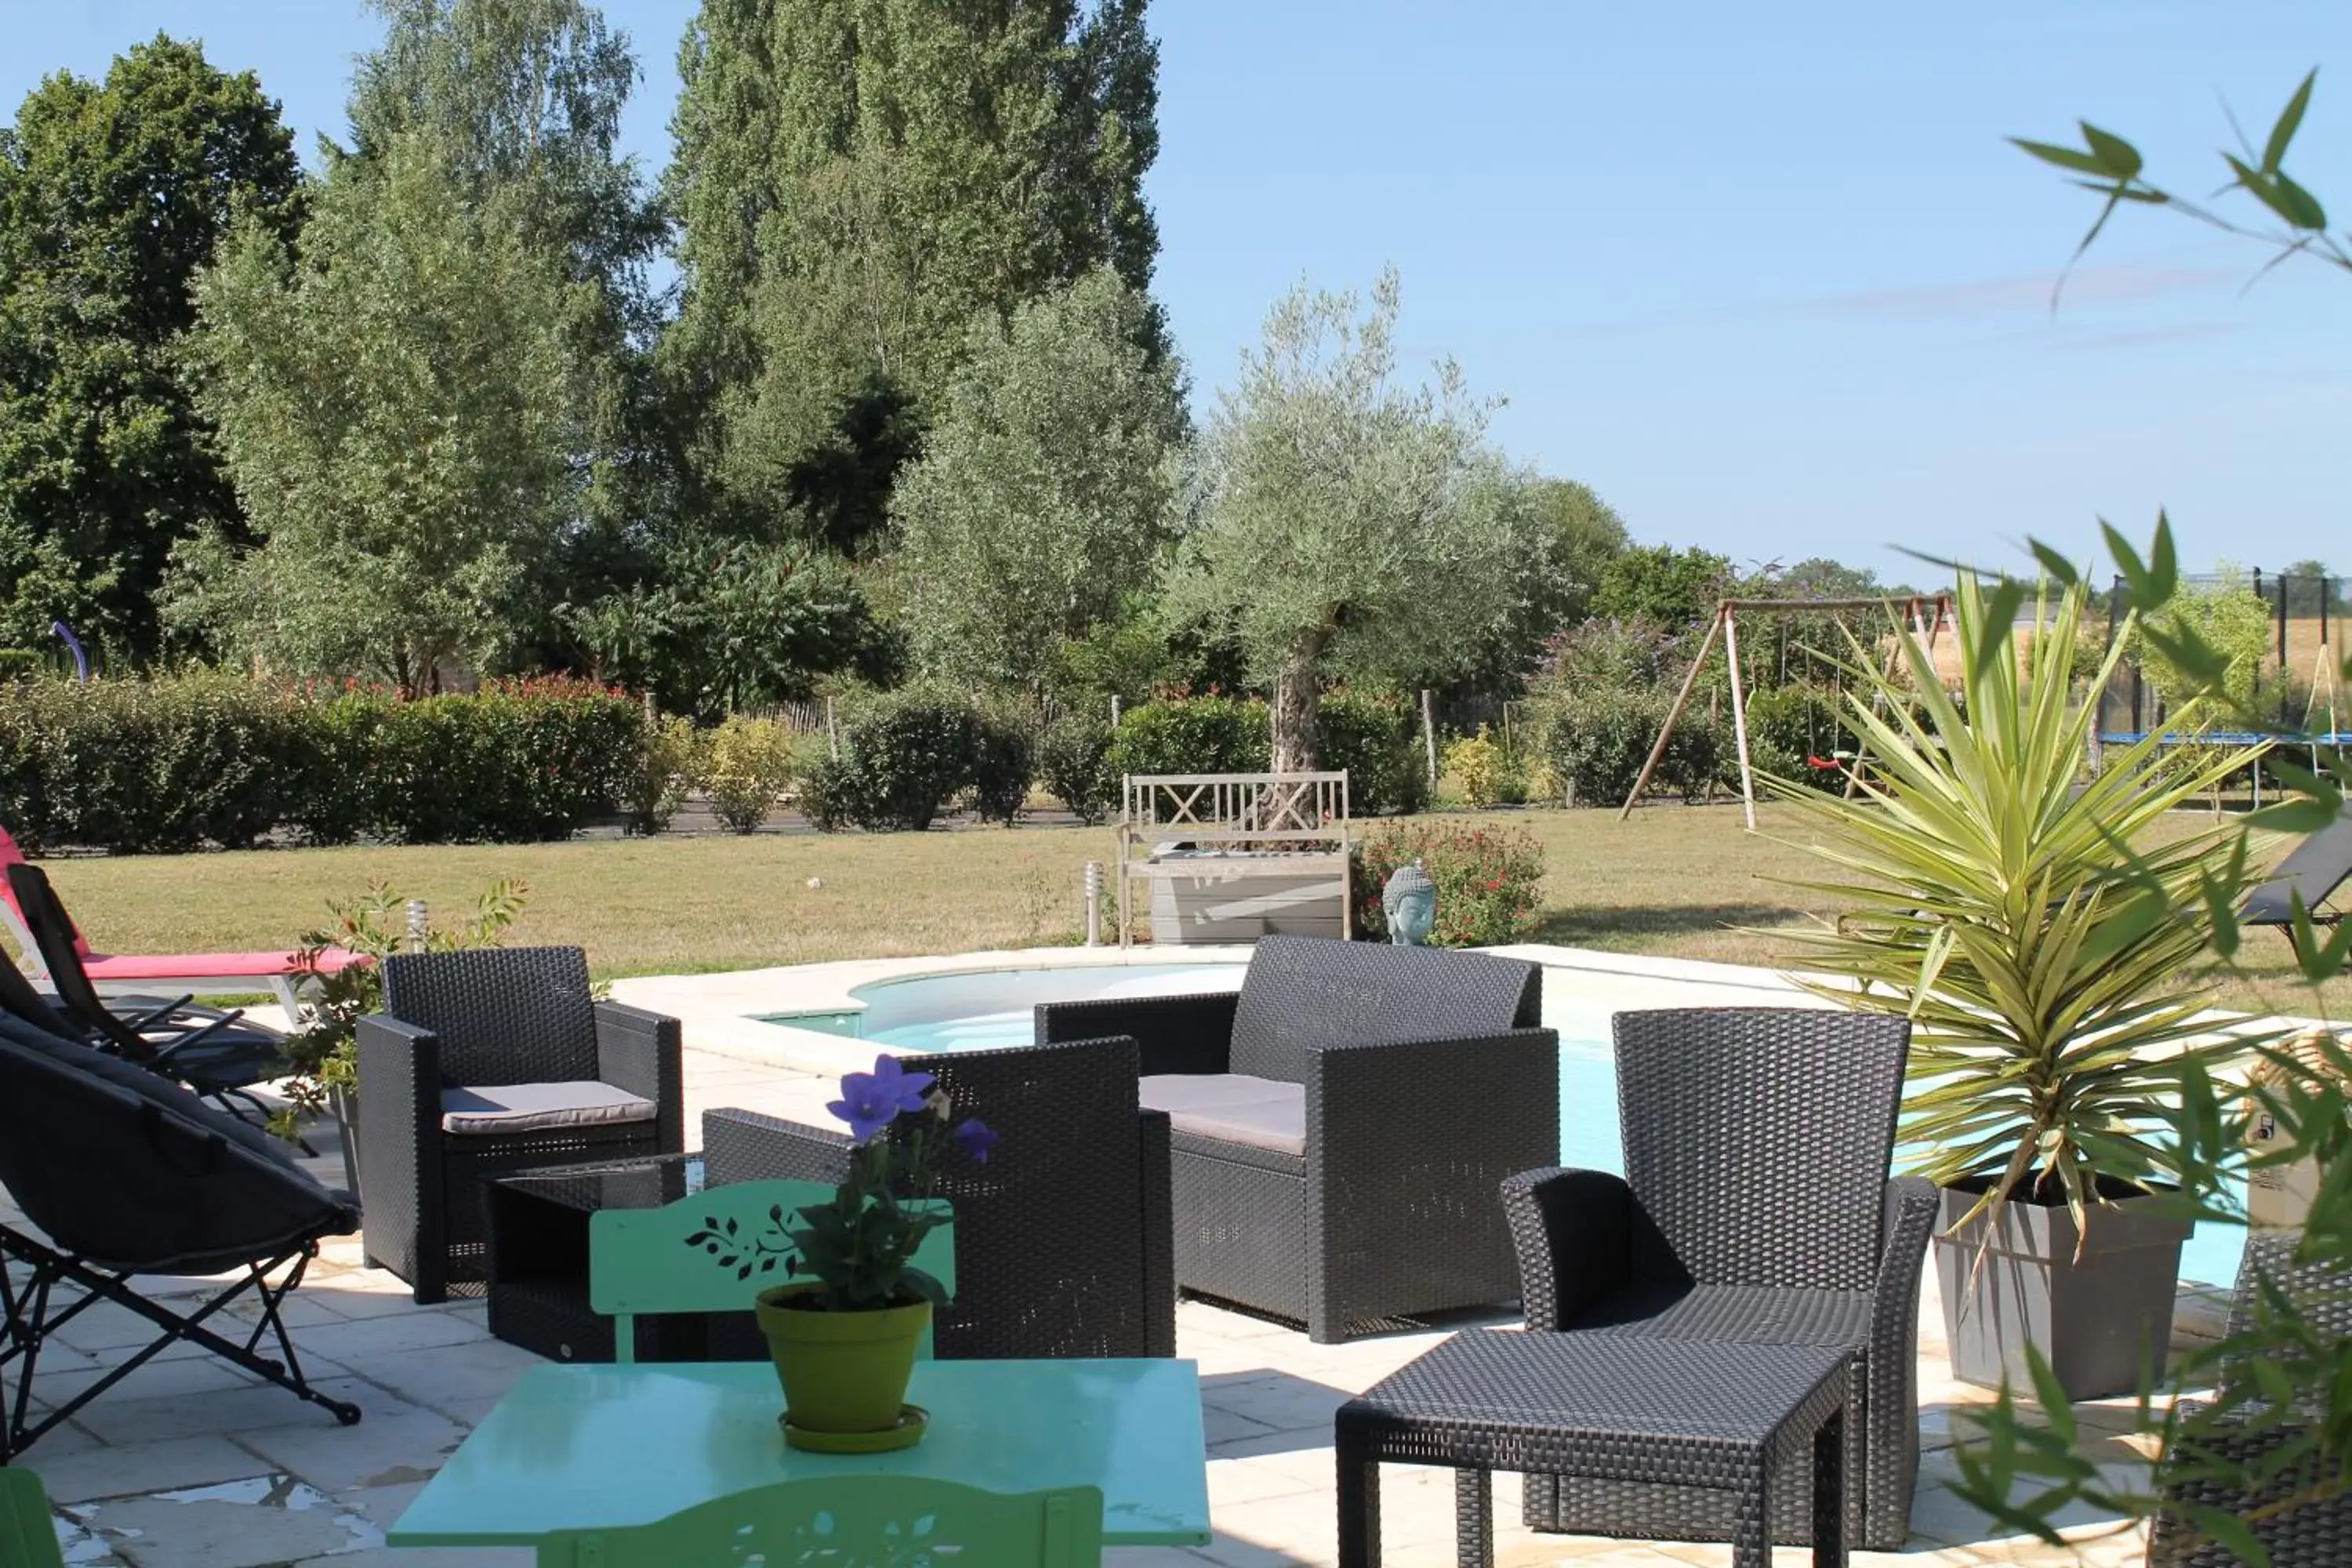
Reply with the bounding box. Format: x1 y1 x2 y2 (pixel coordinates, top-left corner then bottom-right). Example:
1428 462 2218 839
47 1302 215 1359
292 1306 490 1359
1200 1403 1281 1446
31 1354 260 1407
31 1436 277 1506
1200 1373 1351 1436
71 1377 378 1447
77 1478 383 1568
334 1338 543 1425
1206 1455 1323 1508
234 1396 468 1494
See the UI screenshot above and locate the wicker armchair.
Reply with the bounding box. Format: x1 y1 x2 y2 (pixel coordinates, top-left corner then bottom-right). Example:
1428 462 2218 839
358 946 684 1303
1502 1007 1933 1552
2149 1232 2352 1567
1036 936 1559 1345
702 1033 1174 1359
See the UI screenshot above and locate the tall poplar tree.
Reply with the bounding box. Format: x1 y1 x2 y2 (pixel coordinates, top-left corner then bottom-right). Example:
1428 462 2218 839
0 38 299 660
663 0 1163 550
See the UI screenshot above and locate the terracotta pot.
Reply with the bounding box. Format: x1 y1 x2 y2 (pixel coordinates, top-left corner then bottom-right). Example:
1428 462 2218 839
753 1283 930 1434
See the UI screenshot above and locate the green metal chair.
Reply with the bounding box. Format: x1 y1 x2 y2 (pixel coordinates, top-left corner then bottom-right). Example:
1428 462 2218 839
0 1466 66 1568
534 1475 1103 1566
589 1179 955 1363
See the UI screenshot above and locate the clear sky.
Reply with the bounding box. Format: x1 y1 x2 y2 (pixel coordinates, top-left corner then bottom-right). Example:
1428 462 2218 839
4 0 2345 583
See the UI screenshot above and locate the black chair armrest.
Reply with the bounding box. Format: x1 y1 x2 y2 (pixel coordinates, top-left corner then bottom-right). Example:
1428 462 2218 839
1034 992 1237 1076
355 1012 445 1300
594 1000 684 1154
701 1105 854 1185
1136 1106 1176 1357
1500 1165 1639 1330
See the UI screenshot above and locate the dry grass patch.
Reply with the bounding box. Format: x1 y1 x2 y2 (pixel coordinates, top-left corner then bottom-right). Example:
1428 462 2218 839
31 804 2346 1018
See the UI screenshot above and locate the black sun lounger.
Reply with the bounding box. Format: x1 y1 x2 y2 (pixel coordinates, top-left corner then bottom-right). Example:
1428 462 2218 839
2244 817 2352 949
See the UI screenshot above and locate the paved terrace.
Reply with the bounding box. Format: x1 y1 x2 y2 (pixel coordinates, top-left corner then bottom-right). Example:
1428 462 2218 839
12 1040 2187 1568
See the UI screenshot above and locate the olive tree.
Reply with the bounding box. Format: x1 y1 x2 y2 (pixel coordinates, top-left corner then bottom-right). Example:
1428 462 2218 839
1160 267 1525 771
891 270 1185 690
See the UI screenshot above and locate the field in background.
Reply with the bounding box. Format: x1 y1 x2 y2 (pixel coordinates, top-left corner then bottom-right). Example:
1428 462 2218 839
32 804 2340 1019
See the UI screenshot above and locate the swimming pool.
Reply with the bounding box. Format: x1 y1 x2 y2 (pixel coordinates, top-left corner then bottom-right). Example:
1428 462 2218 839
752 961 2245 1287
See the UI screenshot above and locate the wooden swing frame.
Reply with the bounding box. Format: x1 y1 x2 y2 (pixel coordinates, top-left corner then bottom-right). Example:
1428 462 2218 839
1618 594 1952 829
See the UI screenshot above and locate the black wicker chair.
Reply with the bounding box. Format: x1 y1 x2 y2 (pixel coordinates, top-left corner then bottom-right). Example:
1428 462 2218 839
702 1033 1174 1359
1502 1006 1933 1551
0 1011 361 1460
2149 1231 2352 1567
1037 936 1559 1345
358 946 683 1303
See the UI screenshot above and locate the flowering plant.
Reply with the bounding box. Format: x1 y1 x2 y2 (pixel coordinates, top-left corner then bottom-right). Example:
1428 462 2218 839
781 1056 997 1312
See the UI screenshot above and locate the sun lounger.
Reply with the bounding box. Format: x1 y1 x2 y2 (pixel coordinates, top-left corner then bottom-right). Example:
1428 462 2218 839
2243 816 2352 945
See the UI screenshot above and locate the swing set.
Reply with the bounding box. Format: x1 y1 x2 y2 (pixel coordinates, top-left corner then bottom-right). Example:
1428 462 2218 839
1617 594 1954 829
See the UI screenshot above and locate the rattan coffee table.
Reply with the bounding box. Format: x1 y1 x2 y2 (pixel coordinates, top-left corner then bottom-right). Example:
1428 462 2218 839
1336 1330 1857 1567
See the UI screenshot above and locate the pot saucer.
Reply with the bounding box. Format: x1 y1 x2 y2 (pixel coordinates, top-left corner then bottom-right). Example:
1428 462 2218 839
781 1403 929 1453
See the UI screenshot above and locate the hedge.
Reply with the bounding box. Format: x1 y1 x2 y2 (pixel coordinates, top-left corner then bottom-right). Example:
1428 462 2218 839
0 674 644 851
803 692 1032 833
1103 691 1425 815
1542 688 1728 808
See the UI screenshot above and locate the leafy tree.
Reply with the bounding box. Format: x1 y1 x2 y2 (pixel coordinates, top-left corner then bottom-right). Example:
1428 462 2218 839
663 0 1164 546
1456 474 1628 686
1160 268 1526 771
343 0 669 638
894 270 1185 690
172 138 586 693
0 37 299 660
1588 543 1733 626
2137 565 2274 718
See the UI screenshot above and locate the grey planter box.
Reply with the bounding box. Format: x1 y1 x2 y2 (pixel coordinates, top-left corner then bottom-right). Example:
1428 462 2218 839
1935 1178 2190 1402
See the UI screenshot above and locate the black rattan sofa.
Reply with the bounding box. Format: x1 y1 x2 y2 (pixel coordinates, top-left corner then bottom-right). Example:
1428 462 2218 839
358 946 684 1303
2149 1231 2352 1567
702 1033 1174 1359
0 1011 361 1460
1037 936 1559 1345
1502 1007 1934 1551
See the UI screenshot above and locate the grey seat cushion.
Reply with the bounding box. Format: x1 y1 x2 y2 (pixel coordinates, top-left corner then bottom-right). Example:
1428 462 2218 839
440 1080 655 1136
1140 1073 1305 1157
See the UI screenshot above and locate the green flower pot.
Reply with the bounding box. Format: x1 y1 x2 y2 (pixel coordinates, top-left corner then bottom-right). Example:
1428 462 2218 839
753 1283 931 1435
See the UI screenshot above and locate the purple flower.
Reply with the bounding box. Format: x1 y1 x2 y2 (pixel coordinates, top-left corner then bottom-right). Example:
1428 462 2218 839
828 1054 938 1144
952 1117 998 1165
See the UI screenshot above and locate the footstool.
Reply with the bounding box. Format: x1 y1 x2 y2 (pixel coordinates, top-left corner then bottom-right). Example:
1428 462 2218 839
1335 1330 1857 1567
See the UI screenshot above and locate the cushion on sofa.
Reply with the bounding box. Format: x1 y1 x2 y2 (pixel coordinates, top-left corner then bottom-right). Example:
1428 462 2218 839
440 1080 655 1136
1139 1072 1305 1156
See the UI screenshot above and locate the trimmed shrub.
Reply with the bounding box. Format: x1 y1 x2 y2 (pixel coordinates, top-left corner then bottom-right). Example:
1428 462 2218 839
1441 725 1522 809
966 704 1035 826
1319 689 1427 815
1037 712 1116 824
702 715 797 833
1542 689 1728 807
1353 820 1545 947
1106 697 1270 779
1742 686 1849 793
626 713 702 835
808 695 988 833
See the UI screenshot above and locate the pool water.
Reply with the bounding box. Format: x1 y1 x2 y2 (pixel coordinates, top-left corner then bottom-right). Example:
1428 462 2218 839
760 971 2245 1290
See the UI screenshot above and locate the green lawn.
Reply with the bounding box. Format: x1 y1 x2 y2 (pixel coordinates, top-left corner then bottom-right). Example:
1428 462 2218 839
30 803 2340 1019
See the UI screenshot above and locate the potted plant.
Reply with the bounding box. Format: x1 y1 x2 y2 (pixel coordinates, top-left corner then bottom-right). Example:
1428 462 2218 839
1769 575 2267 1400
753 1054 996 1452
274 880 527 1189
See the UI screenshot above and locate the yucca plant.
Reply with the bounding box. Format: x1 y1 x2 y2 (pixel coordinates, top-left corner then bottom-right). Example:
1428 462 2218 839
1767 574 2267 1243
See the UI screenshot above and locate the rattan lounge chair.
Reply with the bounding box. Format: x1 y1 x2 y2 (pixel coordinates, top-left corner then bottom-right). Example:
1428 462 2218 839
357 946 684 1303
1502 1007 1934 1551
1036 935 1559 1345
2148 1231 2352 1567
0 1010 361 1461
702 1033 1174 1359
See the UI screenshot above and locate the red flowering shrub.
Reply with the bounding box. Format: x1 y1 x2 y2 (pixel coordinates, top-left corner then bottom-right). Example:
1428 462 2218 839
1352 821 1545 948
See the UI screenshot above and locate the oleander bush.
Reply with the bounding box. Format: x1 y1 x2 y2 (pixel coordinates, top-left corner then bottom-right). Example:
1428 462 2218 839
1542 688 1726 807
1352 819 1545 947
1037 711 1116 823
804 693 991 833
1105 695 1271 779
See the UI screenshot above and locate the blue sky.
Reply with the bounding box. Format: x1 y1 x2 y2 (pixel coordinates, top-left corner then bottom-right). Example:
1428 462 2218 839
5 1 2346 582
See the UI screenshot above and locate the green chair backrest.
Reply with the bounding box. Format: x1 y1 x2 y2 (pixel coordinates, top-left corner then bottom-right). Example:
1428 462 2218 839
589 1179 954 1363
534 1476 1103 1567
0 1467 67 1568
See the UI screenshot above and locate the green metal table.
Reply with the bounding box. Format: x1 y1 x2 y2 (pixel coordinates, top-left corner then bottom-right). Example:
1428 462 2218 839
388 1357 1211 1548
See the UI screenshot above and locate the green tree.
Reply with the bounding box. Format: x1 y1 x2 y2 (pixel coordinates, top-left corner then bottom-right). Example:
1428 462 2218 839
663 0 1164 549
0 37 299 661
2137 565 2273 719
1588 543 1733 626
1161 268 1525 771
173 137 585 692
893 270 1184 690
